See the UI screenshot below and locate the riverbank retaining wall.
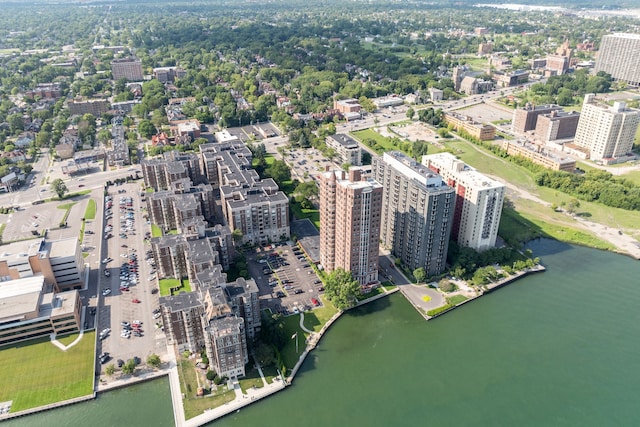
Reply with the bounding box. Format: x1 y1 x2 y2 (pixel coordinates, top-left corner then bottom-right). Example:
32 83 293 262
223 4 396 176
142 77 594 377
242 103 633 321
426 265 546 321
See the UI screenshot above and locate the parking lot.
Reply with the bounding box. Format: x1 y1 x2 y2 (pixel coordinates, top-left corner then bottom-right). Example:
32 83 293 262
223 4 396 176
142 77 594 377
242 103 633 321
224 122 280 143
0 198 85 242
246 243 324 316
94 182 167 373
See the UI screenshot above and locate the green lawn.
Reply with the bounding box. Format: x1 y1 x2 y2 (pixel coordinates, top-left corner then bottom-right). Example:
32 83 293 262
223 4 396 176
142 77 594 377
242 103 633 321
239 366 265 393
260 364 280 384
499 204 615 250
280 315 310 372
351 128 398 153
84 199 96 220
151 224 162 237
290 200 320 229
158 278 191 297
446 136 640 243
447 295 469 305
177 357 236 420
0 331 95 412
56 202 77 210
381 280 397 290
302 295 338 333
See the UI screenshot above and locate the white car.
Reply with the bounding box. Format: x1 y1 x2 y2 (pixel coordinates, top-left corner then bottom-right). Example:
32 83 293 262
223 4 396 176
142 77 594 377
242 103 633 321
102 289 111 296
153 312 162 319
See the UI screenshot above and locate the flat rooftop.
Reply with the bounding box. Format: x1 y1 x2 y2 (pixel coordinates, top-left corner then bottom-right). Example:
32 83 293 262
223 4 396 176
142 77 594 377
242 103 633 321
0 276 44 323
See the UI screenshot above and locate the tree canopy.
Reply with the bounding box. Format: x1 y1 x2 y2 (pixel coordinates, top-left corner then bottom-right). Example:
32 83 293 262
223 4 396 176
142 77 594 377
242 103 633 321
50 178 68 199
325 268 360 310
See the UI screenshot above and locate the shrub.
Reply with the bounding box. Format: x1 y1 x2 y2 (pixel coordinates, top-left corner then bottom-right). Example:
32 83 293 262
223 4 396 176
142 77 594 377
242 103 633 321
427 303 454 317
206 370 216 381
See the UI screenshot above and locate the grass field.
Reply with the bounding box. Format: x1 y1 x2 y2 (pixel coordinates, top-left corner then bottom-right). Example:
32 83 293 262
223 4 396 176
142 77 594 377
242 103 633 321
351 128 398 153
178 357 236 420
302 296 338 333
447 295 469 305
290 200 320 229
84 199 96 220
151 224 162 237
56 202 77 211
0 331 95 412
445 136 640 244
239 366 265 393
280 315 310 372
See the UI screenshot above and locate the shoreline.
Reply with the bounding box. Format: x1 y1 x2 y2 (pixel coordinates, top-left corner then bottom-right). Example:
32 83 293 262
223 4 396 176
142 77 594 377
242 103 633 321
178 287 400 426
424 264 547 321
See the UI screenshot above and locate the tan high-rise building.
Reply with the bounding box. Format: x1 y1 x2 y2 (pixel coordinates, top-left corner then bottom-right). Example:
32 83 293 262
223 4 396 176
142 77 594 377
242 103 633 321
111 57 144 81
574 94 640 160
595 33 640 87
422 153 505 252
320 168 383 286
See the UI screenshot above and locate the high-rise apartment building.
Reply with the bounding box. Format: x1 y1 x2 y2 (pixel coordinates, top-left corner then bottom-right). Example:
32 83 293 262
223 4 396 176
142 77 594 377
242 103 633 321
111 57 144 81
595 33 640 87
319 168 382 286
574 94 640 160
422 153 505 252
512 104 564 134
373 152 454 277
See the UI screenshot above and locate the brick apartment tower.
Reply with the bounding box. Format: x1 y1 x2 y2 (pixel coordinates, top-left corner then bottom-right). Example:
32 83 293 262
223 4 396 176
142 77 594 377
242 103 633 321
320 168 383 286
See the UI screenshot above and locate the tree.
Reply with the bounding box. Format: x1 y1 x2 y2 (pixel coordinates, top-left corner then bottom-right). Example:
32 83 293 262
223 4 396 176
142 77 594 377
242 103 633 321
566 198 581 215
232 229 243 244
138 120 157 139
406 107 415 120
7 114 24 134
294 181 318 203
253 341 276 366
105 364 116 376
50 178 68 199
122 359 136 375
97 129 111 145
325 268 360 310
438 279 456 292
265 159 291 186
147 354 161 369
206 370 217 381
260 311 286 348
413 267 426 283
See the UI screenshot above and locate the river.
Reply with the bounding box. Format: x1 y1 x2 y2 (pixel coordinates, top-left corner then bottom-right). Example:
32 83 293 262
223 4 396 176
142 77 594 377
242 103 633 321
6 239 640 426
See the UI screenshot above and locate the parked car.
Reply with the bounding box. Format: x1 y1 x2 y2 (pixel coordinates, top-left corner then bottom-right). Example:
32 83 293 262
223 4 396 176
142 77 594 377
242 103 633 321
102 289 111 296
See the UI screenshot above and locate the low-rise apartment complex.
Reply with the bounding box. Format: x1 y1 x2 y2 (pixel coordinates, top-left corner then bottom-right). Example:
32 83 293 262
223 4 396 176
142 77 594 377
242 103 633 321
325 134 362 167
444 112 495 140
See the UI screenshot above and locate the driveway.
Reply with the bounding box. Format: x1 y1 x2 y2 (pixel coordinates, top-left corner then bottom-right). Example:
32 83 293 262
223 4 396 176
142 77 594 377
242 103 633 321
400 284 445 312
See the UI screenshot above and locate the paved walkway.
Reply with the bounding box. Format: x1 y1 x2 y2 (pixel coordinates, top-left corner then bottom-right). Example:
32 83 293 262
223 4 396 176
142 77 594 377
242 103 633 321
50 306 87 351
299 312 313 334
